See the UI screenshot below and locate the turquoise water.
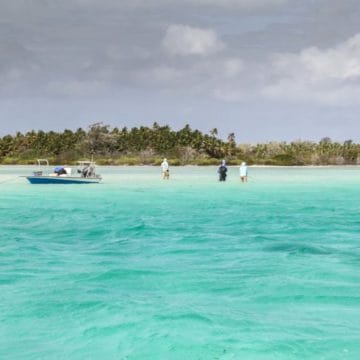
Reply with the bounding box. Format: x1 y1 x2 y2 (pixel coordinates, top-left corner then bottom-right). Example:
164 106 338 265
1 166 360 359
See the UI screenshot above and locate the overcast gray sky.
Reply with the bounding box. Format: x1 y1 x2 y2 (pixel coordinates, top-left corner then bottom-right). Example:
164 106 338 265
1 0 360 142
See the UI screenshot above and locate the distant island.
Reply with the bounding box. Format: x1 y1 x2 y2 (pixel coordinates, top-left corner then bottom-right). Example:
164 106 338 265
1 123 359 166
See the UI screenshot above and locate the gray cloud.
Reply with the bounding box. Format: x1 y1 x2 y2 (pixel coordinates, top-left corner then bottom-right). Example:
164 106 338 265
262 34 360 105
163 25 225 56
1 0 360 140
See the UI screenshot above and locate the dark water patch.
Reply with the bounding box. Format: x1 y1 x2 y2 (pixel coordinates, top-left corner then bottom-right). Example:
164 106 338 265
253 235 274 242
123 221 163 236
263 243 332 255
8 299 106 319
83 322 137 338
210 286 240 294
81 268 167 282
127 222 147 231
300 206 318 211
89 248 130 258
160 248 203 256
253 294 360 306
0 272 40 285
154 312 212 324
0 277 21 285
178 234 215 244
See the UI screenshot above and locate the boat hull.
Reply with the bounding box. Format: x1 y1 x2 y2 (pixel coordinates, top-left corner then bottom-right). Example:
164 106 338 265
25 176 101 184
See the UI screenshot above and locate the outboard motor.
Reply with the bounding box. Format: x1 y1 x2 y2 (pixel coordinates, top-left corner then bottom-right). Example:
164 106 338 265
82 166 90 178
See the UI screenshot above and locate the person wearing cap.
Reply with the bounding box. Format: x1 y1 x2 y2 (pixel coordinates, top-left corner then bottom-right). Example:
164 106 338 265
161 158 170 180
218 159 228 182
239 162 248 183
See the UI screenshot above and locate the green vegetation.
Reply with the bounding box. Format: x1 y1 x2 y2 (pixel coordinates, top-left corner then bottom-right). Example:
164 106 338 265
1 123 359 165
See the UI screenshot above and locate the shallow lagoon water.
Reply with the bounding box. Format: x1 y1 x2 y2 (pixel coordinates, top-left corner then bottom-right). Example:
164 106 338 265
1 166 360 359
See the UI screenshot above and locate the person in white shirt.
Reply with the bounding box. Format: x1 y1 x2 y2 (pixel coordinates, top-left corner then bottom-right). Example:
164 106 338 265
161 158 170 180
239 162 248 183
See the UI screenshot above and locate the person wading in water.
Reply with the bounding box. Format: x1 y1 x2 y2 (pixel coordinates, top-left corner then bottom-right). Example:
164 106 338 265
161 158 170 180
239 162 248 183
218 160 228 182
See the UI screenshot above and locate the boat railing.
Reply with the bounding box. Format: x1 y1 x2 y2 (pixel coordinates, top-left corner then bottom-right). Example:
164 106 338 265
33 159 50 176
37 159 49 167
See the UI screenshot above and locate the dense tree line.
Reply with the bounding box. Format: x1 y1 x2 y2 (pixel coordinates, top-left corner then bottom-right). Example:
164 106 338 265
1 123 359 165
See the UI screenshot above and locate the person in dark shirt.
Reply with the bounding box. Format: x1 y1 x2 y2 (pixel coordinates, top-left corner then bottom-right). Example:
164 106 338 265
218 160 228 182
